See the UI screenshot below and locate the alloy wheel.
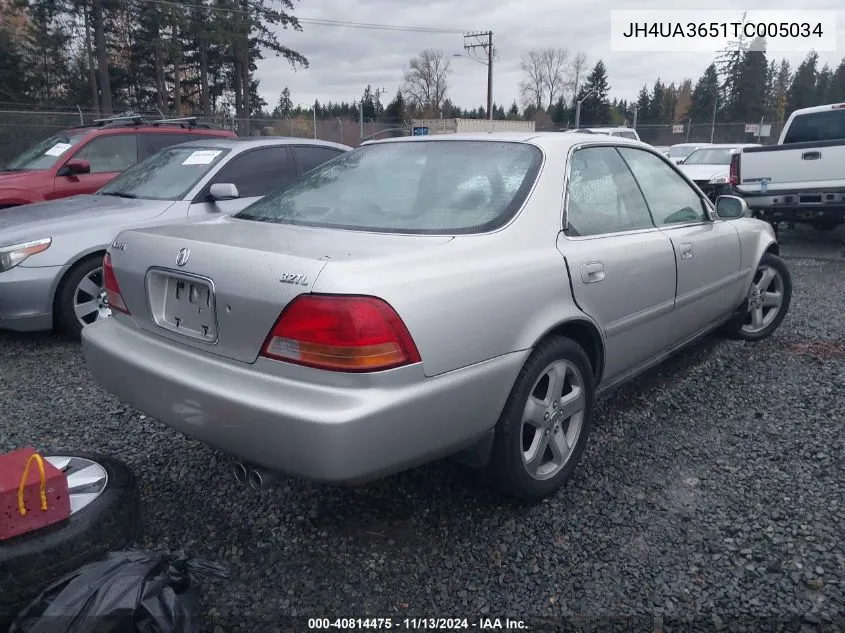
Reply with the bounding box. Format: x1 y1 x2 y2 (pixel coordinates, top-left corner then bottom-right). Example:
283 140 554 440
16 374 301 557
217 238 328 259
73 266 111 327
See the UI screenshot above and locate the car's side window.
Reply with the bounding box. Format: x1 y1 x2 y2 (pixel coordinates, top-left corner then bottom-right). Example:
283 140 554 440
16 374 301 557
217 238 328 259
210 147 294 198
565 146 655 237
293 146 344 174
72 134 138 173
618 148 708 226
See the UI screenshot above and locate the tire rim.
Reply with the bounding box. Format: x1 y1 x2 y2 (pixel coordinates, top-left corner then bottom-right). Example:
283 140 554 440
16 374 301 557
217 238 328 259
45 456 108 514
741 263 785 335
520 360 586 481
73 267 111 328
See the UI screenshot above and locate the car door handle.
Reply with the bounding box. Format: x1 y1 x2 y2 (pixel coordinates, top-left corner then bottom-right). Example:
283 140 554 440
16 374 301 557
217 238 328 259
802 151 821 160
580 262 606 283
679 243 694 259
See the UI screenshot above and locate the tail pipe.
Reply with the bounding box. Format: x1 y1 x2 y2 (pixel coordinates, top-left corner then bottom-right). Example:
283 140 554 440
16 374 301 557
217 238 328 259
232 461 248 484
247 466 279 491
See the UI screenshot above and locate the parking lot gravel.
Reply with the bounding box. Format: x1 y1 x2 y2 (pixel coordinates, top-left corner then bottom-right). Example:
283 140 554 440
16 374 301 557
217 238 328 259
0 226 843 632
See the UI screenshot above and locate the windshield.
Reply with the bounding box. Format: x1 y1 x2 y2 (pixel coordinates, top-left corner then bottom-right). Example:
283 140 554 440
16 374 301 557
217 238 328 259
98 145 230 200
4 132 88 171
682 148 734 165
669 145 699 158
235 140 543 234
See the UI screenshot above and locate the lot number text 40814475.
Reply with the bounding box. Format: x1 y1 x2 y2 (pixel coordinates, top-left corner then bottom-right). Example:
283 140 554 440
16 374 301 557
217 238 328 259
307 618 527 630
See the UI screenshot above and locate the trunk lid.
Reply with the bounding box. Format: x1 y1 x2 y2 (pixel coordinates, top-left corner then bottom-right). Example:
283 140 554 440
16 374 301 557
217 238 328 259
109 216 453 363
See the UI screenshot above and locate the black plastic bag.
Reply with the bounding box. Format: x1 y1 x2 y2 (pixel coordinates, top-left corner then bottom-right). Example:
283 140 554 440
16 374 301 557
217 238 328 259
9 549 229 633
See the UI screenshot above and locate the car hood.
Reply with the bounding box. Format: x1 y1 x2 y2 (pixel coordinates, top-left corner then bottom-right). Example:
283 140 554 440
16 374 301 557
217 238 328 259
0 194 176 247
678 164 728 182
0 169 42 186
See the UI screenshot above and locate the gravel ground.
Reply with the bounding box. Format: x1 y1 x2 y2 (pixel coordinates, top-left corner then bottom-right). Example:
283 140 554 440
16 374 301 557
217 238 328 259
1 226 843 632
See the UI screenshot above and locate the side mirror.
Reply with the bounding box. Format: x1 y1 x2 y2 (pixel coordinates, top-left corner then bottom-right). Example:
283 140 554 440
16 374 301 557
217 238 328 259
57 159 91 177
715 195 748 220
209 183 239 201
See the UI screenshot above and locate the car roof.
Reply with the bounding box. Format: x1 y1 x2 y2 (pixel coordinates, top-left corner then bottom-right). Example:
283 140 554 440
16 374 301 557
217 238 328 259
169 136 352 153
689 143 759 149
365 131 650 152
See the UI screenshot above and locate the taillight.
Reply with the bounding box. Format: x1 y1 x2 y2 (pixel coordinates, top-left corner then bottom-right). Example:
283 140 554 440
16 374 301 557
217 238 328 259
102 252 129 314
729 152 740 186
260 294 421 372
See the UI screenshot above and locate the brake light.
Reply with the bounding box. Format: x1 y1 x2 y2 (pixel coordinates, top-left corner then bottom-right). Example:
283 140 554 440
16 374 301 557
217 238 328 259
729 152 740 186
830 103 845 109
102 252 129 314
260 295 421 372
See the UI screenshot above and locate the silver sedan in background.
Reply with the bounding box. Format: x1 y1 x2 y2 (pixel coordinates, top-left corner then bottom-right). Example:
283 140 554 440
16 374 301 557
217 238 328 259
82 133 792 500
0 137 349 337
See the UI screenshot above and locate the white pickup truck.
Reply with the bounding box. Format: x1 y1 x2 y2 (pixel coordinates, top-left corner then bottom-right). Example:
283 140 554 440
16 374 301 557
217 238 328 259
730 103 845 231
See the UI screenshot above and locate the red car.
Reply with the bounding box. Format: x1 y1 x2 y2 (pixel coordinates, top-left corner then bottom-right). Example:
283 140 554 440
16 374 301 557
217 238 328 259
0 114 237 210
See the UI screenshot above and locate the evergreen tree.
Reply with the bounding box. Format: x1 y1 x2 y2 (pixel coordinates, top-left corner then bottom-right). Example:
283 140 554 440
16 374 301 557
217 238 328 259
576 59 610 125
733 44 768 123
384 89 405 122
816 63 833 102
506 101 521 119
786 51 819 115
685 63 720 122
272 86 292 117
635 85 651 124
827 58 845 104
551 96 570 125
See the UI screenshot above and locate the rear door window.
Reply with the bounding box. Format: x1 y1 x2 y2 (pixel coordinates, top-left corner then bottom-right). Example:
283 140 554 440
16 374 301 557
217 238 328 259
292 146 345 174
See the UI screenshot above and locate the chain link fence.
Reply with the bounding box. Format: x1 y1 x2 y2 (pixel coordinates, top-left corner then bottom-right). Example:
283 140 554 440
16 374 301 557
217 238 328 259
0 106 410 167
0 104 787 168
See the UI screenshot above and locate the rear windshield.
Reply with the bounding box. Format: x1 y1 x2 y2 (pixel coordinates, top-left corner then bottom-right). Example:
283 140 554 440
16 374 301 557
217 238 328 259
616 131 638 140
682 148 734 164
234 140 543 234
782 109 845 144
4 132 88 171
97 146 230 200
669 145 699 158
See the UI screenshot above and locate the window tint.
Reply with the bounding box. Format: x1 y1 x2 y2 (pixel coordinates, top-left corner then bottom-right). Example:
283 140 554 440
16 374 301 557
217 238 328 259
618 148 707 226
565 147 655 237
73 134 138 173
782 110 845 144
293 146 344 174
138 133 193 160
235 141 542 234
210 147 294 198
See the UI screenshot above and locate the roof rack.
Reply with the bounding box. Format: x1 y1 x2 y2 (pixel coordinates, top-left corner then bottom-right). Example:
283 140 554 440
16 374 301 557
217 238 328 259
151 116 198 126
70 113 219 131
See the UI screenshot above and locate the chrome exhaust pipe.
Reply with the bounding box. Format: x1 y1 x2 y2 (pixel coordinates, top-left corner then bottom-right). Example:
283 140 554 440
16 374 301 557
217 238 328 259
233 461 248 484
247 467 278 491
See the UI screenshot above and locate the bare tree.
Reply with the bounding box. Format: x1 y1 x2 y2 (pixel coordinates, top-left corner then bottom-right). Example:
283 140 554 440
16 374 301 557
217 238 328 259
402 48 452 114
569 52 589 104
541 47 569 107
519 51 545 110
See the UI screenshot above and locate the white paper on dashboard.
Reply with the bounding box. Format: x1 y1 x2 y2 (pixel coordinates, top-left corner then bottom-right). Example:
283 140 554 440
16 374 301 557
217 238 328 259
182 150 222 165
45 143 74 157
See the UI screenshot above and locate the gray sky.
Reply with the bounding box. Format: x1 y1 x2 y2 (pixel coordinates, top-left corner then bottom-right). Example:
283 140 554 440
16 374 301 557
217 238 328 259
255 0 844 113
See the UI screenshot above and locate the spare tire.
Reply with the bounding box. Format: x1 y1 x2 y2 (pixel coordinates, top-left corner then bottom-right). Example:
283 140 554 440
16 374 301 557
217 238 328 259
0 452 140 625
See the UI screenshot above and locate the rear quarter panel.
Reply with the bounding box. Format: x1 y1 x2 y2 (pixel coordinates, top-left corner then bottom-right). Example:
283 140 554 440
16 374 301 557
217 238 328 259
312 146 592 378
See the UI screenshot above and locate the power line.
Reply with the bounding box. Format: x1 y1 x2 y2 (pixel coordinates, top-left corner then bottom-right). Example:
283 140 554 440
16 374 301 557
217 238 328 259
133 0 467 33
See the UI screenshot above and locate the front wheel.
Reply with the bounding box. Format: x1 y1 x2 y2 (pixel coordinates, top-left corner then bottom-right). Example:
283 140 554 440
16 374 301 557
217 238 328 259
487 337 595 501
724 252 792 341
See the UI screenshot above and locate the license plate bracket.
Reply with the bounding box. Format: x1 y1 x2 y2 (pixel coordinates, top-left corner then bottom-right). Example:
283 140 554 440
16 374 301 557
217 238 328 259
146 269 218 343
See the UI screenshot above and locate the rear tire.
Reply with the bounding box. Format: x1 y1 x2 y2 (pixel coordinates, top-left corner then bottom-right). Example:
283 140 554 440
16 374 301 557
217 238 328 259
55 254 108 340
0 452 140 626
723 252 792 342
487 337 595 501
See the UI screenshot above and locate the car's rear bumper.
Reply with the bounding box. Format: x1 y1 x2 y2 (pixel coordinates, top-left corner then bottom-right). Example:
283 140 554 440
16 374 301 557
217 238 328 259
0 265 62 332
732 186 845 222
82 317 527 483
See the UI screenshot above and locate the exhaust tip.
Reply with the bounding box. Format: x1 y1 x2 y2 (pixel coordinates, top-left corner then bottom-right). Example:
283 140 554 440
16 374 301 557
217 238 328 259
233 462 247 484
248 469 264 491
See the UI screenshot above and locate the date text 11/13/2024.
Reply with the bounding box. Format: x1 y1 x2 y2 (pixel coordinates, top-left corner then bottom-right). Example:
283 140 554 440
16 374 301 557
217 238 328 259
308 618 527 630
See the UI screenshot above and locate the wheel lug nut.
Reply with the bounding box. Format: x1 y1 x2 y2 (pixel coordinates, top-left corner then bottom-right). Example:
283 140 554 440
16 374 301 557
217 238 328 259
543 412 550 420
544 429 550 436
553 402 558 409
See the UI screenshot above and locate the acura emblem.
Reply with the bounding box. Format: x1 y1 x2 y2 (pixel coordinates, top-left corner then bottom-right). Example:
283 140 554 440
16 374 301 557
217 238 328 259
176 248 191 267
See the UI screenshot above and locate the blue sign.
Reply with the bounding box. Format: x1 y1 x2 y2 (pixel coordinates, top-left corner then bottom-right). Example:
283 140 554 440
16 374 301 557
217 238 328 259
413 126 429 136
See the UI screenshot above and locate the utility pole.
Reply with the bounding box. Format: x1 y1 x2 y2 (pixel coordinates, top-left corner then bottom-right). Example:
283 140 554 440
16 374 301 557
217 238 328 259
710 96 718 143
313 99 317 139
463 31 494 120
574 89 596 128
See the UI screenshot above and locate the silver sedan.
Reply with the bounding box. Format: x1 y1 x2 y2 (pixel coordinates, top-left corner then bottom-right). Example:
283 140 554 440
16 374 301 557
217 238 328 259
82 133 792 500
0 137 349 337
